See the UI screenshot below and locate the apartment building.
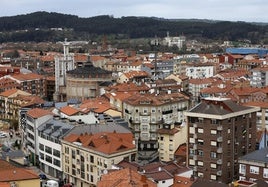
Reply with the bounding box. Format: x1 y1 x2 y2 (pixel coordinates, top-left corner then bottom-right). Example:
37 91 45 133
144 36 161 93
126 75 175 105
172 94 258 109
61 124 137 187
185 97 259 184
37 118 74 178
158 124 187 162
24 108 53 165
186 63 215 79
123 92 189 161
238 147 268 183
250 66 268 88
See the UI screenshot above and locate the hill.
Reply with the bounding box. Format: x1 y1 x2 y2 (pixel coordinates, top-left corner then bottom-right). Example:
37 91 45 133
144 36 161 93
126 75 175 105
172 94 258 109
0 11 267 44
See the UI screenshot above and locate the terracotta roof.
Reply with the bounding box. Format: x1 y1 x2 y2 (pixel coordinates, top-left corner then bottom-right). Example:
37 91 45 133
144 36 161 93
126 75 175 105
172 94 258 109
0 160 39 182
175 143 187 157
107 82 150 92
189 78 214 85
27 108 53 119
0 89 19 97
97 168 157 187
158 127 179 135
243 101 268 109
60 106 80 116
14 95 45 107
74 54 88 62
11 73 44 81
41 55 55 62
172 176 195 187
123 71 148 79
64 132 135 155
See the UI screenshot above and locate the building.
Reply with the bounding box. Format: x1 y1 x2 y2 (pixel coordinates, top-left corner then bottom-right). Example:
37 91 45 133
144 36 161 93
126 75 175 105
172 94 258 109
97 168 157 187
185 97 259 183
38 117 74 178
61 124 137 187
250 66 268 88
54 39 75 102
24 108 53 165
186 63 215 79
158 124 187 162
65 61 112 101
123 92 189 162
238 147 268 182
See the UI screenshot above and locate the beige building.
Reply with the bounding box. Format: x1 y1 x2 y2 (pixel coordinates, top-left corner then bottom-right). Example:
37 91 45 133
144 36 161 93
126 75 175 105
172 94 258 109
123 92 189 161
158 123 187 162
61 124 137 187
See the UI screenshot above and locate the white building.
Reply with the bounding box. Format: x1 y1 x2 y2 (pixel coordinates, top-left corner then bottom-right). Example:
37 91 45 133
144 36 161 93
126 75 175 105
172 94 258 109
186 64 215 79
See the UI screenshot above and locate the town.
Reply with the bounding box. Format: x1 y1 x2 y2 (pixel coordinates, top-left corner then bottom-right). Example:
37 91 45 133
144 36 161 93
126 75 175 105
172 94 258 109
0 32 268 187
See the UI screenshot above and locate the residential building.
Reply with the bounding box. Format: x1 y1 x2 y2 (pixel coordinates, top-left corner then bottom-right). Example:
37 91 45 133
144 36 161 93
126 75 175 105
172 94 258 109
123 92 189 162
38 117 74 178
61 124 137 187
185 97 259 183
250 66 268 88
24 108 53 165
158 124 187 162
117 70 148 84
238 147 268 182
186 63 215 79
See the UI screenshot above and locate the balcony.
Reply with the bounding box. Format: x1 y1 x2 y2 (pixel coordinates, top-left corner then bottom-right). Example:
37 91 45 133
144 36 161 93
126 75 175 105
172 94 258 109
217 159 222 165
193 166 197 171
217 147 223 153
193 155 197 160
217 125 223 131
217 136 223 142
193 144 197 150
217 170 222 176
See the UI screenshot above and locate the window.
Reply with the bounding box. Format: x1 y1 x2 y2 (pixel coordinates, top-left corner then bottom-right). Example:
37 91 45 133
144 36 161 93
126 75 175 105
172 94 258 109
210 152 217 158
39 144 44 151
239 164 246 174
197 139 204 145
197 161 203 166
211 130 217 135
250 166 259 174
198 150 203 156
197 172 203 177
210 163 217 169
211 141 217 146
210 174 217 180
263 168 268 178
197 128 204 133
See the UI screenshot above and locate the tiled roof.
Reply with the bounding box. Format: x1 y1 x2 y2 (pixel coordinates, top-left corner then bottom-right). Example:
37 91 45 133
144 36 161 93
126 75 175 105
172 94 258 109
107 82 150 92
0 160 39 182
123 71 149 79
64 131 135 155
97 168 157 187
14 95 45 107
172 176 194 187
27 108 53 119
0 89 20 97
11 73 44 81
189 78 214 85
158 127 179 135
60 105 80 116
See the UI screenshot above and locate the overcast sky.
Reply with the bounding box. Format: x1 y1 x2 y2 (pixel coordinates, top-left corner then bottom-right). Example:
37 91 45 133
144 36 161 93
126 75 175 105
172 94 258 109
1 0 267 23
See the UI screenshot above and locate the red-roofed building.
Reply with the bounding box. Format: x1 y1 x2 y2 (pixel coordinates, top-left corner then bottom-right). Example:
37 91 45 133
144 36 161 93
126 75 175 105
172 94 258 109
62 131 137 186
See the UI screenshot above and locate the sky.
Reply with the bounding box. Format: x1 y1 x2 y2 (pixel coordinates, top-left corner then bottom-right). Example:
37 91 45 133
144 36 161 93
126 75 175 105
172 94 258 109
1 0 268 23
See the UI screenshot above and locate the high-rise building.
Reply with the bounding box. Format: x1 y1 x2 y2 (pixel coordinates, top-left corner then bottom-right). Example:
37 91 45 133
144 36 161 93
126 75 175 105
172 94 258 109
185 97 259 183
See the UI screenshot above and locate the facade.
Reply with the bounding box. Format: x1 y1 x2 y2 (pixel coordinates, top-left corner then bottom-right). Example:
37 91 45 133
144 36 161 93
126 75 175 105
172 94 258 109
38 118 74 178
238 147 268 182
24 108 53 165
250 66 268 88
186 63 215 79
123 92 189 161
185 97 259 183
158 124 187 162
61 124 137 186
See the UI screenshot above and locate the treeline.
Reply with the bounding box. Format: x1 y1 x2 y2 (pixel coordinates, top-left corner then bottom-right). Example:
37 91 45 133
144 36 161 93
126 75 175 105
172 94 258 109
0 11 267 43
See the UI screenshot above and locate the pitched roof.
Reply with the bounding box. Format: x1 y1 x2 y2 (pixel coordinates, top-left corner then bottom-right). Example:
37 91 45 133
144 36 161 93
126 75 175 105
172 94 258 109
10 73 44 81
239 147 268 164
64 132 135 155
27 108 53 119
97 168 157 187
0 160 39 182
60 105 80 116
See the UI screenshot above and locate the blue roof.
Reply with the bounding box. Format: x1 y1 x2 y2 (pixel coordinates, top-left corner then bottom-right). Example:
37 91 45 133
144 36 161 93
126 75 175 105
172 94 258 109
226 48 268 57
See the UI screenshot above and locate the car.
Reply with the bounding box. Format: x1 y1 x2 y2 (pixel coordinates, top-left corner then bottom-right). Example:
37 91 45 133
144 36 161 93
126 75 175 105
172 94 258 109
0 134 7 138
39 173 47 180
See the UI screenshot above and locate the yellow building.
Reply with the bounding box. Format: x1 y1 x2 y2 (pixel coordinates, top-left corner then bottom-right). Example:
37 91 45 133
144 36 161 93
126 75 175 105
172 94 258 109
158 124 187 162
0 160 40 187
